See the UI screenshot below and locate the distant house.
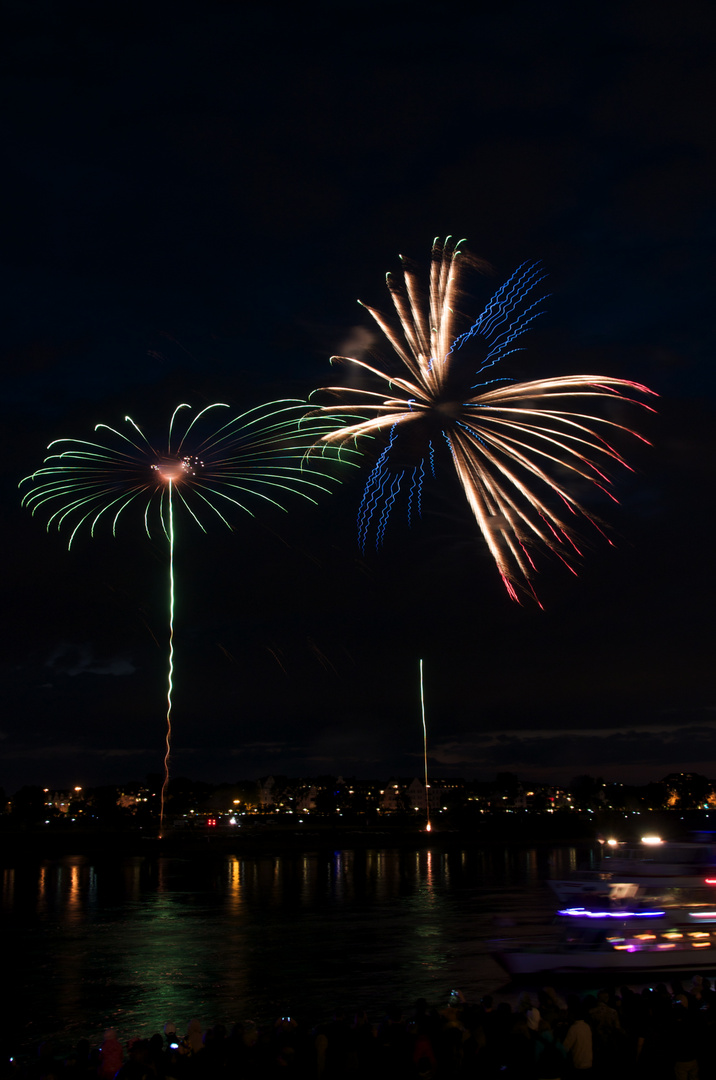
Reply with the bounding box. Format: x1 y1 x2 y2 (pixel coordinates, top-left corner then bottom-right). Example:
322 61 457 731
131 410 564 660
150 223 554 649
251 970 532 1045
380 777 442 812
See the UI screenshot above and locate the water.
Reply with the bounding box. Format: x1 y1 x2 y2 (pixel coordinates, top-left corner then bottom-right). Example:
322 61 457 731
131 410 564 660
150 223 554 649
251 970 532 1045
5 843 588 1056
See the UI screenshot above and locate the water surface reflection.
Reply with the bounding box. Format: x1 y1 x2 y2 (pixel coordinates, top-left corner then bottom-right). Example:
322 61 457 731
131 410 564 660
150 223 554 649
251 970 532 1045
8 843 581 1055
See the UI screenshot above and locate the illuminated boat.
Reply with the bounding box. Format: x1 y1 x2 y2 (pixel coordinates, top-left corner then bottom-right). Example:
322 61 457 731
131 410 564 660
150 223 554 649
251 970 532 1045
495 904 716 977
548 836 716 907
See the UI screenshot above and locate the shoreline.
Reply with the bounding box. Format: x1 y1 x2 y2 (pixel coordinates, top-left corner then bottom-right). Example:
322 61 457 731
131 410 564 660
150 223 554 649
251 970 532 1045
0 816 601 861
3 805 707 861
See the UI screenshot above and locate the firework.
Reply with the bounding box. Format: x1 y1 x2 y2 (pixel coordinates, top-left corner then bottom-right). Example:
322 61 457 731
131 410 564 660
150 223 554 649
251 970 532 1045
419 658 431 833
20 400 358 833
313 238 656 602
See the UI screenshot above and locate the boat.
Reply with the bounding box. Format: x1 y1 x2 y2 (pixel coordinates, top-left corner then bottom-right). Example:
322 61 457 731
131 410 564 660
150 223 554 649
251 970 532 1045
494 902 716 977
548 835 716 907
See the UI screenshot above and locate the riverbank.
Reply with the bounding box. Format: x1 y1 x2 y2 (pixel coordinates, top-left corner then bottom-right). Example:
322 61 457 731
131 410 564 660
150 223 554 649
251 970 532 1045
2 806 705 860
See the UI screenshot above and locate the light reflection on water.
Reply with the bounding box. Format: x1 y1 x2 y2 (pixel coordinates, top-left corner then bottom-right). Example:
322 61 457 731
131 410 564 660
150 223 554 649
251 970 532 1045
6 843 585 1056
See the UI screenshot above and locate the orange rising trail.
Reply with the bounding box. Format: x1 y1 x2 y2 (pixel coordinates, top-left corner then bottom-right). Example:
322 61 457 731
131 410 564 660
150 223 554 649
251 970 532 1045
420 658 431 833
159 481 175 838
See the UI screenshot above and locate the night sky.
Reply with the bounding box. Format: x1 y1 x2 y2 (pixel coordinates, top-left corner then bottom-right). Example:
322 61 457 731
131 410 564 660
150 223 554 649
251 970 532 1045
3 0 715 792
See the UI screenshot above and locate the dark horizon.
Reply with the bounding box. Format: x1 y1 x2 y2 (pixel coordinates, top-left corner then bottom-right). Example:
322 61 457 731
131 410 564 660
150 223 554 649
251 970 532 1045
8 764 716 800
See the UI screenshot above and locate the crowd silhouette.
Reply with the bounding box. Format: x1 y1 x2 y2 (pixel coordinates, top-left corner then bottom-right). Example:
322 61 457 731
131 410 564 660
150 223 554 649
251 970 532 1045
12 977 716 1080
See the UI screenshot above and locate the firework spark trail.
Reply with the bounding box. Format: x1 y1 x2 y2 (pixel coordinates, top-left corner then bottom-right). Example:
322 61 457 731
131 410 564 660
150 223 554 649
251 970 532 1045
312 238 656 601
20 400 359 835
419 658 431 833
162 482 175 833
